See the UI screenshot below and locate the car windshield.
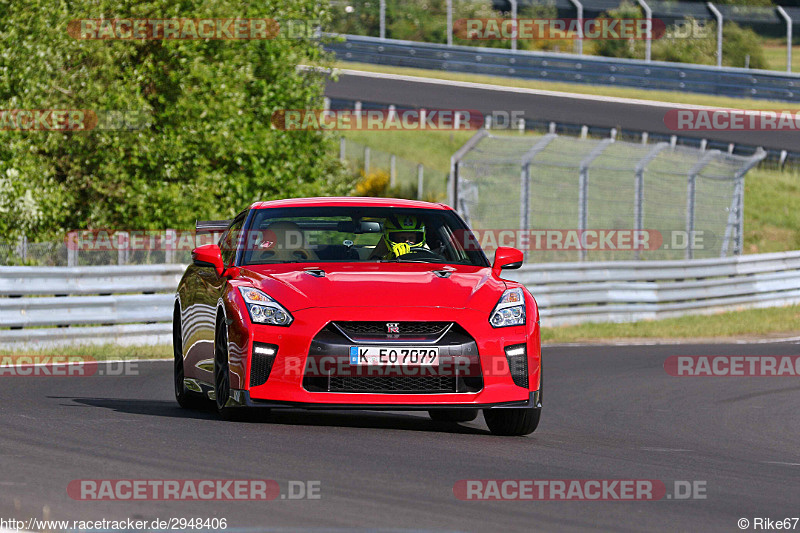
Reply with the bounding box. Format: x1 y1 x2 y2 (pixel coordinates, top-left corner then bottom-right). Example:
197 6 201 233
239 206 489 267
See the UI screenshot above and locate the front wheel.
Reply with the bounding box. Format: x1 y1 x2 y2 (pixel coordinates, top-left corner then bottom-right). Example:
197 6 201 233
428 409 479 423
214 319 235 419
483 408 541 436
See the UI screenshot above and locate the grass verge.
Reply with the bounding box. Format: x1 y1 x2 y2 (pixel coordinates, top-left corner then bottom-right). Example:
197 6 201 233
0 344 172 360
762 43 800 73
542 305 800 344
331 61 800 111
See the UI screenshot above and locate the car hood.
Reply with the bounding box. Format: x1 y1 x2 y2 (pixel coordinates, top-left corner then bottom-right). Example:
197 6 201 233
237 263 506 312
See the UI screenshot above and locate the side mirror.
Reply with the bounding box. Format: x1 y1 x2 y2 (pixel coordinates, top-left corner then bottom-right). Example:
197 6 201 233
192 244 224 276
492 247 523 276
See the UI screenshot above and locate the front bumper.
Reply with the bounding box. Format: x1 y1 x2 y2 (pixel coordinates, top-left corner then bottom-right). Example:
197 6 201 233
225 389 542 411
228 306 541 407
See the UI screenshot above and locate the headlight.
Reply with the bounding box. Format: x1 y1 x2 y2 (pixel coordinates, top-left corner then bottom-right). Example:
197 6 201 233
490 287 526 328
238 287 293 326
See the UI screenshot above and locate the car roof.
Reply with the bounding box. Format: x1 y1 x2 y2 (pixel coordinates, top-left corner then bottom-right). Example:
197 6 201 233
250 197 452 210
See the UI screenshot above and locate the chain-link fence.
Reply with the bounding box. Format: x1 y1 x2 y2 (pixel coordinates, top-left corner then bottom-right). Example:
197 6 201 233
339 136 449 202
452 130 765 262
0 235 193 266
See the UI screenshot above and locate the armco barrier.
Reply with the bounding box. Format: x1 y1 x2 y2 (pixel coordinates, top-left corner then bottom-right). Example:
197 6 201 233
325 34 800 102
2 252 799 348
507 250 800 326
0 265 184 349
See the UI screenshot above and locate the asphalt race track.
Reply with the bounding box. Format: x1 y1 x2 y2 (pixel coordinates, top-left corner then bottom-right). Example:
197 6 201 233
1 343 798 532
324 71 800 152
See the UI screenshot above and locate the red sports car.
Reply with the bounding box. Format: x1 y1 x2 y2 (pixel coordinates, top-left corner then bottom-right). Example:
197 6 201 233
174 197 542 435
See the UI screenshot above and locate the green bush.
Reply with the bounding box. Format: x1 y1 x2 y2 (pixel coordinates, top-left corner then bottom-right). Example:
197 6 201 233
590 2 766 69
592 1 643 60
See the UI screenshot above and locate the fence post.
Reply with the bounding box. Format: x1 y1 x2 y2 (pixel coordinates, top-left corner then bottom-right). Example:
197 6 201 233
578 139 613 261
568 0 584 55
165 229 176 264
707 2 723 67
449 129 489 208
364 146 370 175
777 6 792 73
685 151 720 259
390 154 396 187
446 0 453 46
520 134 558 259
719 149 766 256
636 0 652 62
417 164 424 200
17 235 28 262
634 143 668 259
117 231 130 265
380 0 386 40
510 0 518 52
68 242 77 267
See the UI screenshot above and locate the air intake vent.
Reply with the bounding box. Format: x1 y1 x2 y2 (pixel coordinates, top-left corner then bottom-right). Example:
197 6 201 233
250 343 278 387
505 344 528 389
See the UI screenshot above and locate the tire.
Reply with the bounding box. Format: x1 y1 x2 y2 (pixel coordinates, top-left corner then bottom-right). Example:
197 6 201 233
213 317 235 419
173 305 204 409
428 409 479 423
483 408 541 436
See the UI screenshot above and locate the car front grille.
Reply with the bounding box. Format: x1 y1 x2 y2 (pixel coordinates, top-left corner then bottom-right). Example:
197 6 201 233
303 322 483 394
328 376 457 393
333 321 451 341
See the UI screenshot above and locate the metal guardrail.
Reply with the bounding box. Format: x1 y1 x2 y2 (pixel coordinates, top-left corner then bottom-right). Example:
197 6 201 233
507 250 800 326
3 252 800 347
325 34 800 102
1 265 184 349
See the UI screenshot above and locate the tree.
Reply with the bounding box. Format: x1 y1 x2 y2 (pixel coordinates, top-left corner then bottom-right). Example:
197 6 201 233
0 0 352 241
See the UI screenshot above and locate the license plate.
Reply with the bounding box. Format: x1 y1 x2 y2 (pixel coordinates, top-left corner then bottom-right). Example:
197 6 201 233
349 346 439 366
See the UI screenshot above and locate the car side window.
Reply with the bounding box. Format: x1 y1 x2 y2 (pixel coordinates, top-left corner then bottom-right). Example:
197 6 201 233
219 216 245 267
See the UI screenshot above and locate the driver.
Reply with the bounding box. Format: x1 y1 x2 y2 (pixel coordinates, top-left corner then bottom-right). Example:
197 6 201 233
382 215 426 259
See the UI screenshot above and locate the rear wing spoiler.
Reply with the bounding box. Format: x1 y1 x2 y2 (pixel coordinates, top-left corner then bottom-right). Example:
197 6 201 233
196 219 231 233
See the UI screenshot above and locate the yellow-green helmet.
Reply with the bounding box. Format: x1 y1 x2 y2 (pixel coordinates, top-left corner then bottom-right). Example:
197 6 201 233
383 214 426 250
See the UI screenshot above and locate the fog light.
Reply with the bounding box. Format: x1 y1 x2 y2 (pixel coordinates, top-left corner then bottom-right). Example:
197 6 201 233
250 342 278 387
504 344 528 388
